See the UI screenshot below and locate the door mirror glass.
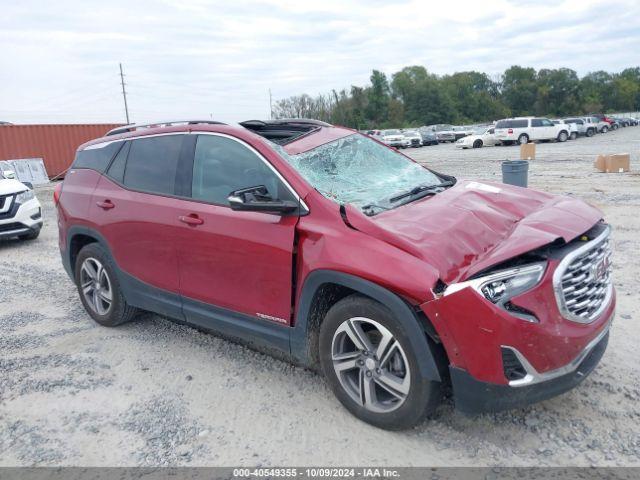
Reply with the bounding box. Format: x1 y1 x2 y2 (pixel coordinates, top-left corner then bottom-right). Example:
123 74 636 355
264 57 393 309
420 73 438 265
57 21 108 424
228 185 299 214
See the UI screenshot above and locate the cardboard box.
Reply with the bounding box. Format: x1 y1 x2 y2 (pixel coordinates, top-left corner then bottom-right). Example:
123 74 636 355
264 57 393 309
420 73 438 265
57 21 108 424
520 142 536 160
594 153 630 173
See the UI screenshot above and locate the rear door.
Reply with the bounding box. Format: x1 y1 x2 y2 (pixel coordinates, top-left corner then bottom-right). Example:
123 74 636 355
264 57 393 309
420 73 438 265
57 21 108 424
89 134 186 311
174 133 300 325
530 118 545 140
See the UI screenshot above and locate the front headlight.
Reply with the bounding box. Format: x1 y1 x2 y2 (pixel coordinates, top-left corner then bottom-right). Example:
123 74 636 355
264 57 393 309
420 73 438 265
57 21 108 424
444 263 546 321
16 189 35 204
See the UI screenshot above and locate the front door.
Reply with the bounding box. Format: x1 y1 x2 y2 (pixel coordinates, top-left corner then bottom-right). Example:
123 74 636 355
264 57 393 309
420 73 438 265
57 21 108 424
175 133 299 326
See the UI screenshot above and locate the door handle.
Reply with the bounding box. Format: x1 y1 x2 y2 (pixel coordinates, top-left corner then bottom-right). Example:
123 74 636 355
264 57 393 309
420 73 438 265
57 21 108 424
96 200 115 210
179 214 204 226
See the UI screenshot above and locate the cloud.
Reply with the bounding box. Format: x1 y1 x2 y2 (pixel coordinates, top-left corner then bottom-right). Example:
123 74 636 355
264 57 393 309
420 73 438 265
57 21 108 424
0 0 638 124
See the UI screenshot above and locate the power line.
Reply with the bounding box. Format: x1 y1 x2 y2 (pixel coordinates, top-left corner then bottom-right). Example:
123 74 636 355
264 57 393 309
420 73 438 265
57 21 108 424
119 63 130 124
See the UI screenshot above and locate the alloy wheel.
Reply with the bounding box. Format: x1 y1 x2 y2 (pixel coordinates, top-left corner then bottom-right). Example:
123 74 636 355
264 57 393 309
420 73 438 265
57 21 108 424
80 258 113 315
331 317 410 413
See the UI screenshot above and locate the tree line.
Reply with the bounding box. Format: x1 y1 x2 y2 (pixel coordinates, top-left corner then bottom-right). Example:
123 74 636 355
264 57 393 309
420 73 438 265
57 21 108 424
272 66 640 129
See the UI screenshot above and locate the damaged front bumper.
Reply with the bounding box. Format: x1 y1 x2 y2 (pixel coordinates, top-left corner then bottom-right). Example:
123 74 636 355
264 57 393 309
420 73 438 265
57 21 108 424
450 324 610 413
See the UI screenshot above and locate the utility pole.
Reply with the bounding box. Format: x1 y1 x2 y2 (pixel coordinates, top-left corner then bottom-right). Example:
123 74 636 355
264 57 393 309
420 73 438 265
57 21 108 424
269 89 273 119
119 63 130 124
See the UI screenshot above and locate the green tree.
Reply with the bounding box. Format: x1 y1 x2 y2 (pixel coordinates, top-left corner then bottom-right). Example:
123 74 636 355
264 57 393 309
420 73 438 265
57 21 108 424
501 66 537 116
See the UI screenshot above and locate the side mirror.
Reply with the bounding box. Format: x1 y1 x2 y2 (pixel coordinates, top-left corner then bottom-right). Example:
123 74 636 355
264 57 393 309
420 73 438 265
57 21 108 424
228 185 299 215
22 181 34 190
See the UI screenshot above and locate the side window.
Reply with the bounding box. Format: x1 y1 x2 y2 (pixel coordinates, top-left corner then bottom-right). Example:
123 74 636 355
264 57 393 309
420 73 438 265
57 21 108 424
123 135 183 195
488 128 495 134
542 119 554 127
106 141 130 184
191 135 293 205
73 142 121 172
531 119 543 127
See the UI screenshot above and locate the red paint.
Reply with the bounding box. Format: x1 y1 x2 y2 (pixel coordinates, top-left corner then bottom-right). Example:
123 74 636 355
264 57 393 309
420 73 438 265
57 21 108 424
0 124 122 178
58 122 615 393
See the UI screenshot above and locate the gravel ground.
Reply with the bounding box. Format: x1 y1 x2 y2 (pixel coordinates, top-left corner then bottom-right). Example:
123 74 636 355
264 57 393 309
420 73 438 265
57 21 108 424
1 126 639 467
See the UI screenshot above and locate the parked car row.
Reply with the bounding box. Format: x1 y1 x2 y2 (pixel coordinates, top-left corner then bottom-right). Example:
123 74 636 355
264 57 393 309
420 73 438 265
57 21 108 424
365 112 637 150
457 114 637 149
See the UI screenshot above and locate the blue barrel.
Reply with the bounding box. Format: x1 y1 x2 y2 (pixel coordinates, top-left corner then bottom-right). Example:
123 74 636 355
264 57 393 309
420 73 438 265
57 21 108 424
502 160 529 187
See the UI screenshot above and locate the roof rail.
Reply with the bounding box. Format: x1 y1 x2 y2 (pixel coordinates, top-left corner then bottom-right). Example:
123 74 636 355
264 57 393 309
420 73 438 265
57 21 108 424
105 119 226 136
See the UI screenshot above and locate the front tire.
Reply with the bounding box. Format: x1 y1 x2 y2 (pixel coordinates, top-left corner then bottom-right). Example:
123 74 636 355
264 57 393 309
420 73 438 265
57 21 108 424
557 131 568 142
586 128 595 137
75 243 139 327
601 126 609 133
319 295 441 430
570 132 578 140
472 140 483 148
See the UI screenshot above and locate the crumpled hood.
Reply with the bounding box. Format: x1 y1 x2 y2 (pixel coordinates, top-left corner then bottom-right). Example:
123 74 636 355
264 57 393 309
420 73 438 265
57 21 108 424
344 180 603 285
0 179 29 196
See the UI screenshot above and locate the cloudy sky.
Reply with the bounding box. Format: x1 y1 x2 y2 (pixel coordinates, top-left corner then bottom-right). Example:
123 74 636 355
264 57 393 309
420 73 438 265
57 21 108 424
1 0 639 125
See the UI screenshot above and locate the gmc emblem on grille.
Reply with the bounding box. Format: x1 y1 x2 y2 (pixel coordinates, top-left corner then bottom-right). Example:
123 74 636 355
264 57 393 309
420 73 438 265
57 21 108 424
591 257 609 281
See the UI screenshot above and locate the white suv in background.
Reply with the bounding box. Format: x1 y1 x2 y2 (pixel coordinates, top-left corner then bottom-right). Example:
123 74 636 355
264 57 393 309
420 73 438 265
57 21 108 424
564 118 596 137
494 117 570 145
0 170 43 241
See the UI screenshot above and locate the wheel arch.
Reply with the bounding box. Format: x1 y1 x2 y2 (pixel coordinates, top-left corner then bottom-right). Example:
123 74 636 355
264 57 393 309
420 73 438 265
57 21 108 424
64 226 112 280
291 269 442 382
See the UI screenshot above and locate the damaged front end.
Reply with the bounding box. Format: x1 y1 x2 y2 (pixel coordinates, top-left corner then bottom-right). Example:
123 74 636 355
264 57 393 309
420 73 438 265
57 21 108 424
419 222 615 413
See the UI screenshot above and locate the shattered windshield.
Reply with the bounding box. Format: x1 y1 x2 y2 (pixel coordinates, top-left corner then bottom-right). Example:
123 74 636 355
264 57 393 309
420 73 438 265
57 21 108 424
275 133 443 212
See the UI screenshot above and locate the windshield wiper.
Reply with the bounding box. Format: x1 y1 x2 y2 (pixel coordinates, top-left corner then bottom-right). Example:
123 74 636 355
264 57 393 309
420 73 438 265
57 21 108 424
361 203 390 216
389 181 455 203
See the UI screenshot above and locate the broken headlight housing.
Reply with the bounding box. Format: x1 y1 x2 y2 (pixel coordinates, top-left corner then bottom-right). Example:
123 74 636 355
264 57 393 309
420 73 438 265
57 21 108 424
444 263 546 322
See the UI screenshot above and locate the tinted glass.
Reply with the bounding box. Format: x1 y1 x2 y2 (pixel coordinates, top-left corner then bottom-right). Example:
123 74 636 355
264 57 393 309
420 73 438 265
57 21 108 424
73 142 121 172
192 135 291 205
531 119 543 127
123 135 183 195
106 141 130 183
495 119 528 129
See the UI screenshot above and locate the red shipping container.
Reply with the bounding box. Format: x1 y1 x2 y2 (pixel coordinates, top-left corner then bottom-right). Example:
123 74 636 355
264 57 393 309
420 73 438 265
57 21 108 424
0 124 122 179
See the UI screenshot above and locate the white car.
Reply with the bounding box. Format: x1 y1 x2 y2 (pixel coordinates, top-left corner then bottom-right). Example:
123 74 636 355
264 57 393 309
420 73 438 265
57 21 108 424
379 129 406 148
455 127 500 149
494 117 570 145
564 118 596 137
0 170 43 241
552 119 579 140
401 130 423 147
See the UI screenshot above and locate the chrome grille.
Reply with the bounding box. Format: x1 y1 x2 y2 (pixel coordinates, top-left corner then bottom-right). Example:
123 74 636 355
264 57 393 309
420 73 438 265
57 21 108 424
553 226 612 323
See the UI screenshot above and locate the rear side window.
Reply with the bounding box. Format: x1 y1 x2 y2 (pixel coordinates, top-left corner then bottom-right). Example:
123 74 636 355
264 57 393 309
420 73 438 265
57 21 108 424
191 134 292 205
73 142 121 172
106 141 130 184
123 135 183 195
495 119 528 129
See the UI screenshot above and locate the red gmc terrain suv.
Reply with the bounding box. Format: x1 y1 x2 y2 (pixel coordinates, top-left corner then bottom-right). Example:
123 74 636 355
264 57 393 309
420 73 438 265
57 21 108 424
56 119 615 429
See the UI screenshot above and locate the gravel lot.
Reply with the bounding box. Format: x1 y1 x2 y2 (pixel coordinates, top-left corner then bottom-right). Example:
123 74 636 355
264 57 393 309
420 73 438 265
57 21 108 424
1 127 639 467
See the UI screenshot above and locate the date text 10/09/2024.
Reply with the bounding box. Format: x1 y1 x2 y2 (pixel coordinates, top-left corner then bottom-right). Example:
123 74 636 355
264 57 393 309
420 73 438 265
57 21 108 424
232 468 400 478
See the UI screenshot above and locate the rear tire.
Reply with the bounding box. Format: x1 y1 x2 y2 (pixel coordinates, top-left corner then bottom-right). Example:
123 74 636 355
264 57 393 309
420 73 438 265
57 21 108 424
319 294 441 430
75 243 139 327
518 134 529 145
586 128 595 137
570 132 578 140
